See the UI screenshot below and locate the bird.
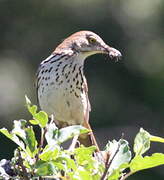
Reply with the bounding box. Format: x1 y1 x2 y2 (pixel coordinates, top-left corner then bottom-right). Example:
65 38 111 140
36 31 122 150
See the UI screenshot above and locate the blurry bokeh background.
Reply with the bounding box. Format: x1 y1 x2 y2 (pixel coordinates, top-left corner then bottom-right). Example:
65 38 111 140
0 0 163 179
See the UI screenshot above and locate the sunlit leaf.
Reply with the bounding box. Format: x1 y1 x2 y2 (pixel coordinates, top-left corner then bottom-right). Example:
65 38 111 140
45 123 58 145
29 119 39 125
108 169 121 180
34 111 48 128
75 146 96 166
105 139 131 170
57 125 89 144
133 128 150 156
74 167 92 180
74 146 99 173
25 95 38 116
130 153 164 172
35 161 57 176
39 145 59 161
11 120 37 157
25 126 38 157
150 135 164 143
29 105 38 116
12 120 26 139
0 128 25 150
56 156 77 171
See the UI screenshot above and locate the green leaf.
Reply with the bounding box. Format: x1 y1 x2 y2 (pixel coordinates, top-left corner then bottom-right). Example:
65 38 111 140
25 96 48 127
25 95 38 116
150 135 164 143
57 125 89 144
12 120 37 157
130 153 164 172
45 124 89 145
52 162 65 171
34 111 48 128
39 145 59 161
0 128 25 150
29 119 39 125
45 123 59 145
107 163 130 180
73 167 92 180
75 146 96 165
74 146 98 173
25 126 38 157
29 105 38 116
105 139 131 171
35 161 57 176
56 156 77 171
133 128 150 156
108 169 121 180
12 120 27 139
104 139 131 180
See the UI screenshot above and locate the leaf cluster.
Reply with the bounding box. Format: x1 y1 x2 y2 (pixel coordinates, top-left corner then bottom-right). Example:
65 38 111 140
0 97 163 180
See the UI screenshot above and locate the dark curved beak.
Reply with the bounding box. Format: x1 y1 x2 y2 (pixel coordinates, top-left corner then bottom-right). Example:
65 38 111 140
104 45 122 61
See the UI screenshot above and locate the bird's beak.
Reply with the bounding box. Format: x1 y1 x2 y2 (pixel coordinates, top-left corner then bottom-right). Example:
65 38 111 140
103 45 122 61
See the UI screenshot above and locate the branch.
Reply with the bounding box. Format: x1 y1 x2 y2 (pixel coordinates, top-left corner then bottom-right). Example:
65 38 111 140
101 143 121 180
120 171 134 180
17 149 29 180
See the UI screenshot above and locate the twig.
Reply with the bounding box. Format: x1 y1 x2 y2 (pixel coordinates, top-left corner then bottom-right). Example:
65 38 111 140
17 149 29 180
100 143 121 180
39 176 43 180
120 171 134 180
50 114 54 124
68 135 79 151
36 127 47 162
38 114 54 153
39 127 46 150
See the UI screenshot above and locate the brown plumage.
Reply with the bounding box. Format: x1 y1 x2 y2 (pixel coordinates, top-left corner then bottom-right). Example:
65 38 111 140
36 31 122 150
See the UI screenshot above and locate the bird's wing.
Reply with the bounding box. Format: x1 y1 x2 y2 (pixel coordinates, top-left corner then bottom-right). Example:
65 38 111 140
83 75 91 124
35 54 55 106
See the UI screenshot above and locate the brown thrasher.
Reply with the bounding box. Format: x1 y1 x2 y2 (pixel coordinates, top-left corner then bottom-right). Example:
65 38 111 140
36 31 121 150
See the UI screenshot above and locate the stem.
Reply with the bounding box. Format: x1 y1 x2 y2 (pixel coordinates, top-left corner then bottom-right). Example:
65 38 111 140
40 127 45 149
101 143 120 180
17 149 29 180
120 171 135 180
36 127 46 161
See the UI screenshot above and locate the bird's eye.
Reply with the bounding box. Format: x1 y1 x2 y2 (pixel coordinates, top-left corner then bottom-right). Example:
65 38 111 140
88 37 97 44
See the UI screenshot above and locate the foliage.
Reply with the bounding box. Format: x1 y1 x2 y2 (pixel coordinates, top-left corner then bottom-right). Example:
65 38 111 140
0 97 163 180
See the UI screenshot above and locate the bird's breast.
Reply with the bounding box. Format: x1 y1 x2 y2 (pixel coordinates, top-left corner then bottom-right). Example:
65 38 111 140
37 57 88 125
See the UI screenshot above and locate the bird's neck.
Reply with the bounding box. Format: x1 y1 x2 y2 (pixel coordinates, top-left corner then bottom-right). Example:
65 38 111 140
47 52 87 86
62 52 86 78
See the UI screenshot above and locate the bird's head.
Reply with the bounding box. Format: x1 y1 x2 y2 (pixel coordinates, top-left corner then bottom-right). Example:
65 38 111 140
55 31 122 61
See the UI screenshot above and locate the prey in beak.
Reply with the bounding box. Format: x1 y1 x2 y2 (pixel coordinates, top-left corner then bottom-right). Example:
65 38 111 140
104 45 122 62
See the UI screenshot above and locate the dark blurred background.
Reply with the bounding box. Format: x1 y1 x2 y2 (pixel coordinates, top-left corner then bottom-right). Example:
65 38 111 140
0 0 163 179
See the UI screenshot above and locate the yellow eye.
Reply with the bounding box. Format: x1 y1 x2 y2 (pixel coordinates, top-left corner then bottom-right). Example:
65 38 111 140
88 37 97 44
